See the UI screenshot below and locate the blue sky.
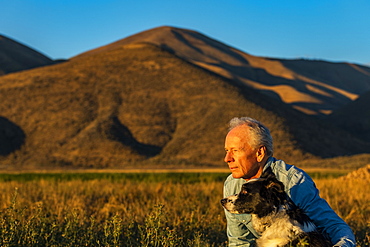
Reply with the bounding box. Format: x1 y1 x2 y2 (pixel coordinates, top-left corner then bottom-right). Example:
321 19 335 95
1 0 369 66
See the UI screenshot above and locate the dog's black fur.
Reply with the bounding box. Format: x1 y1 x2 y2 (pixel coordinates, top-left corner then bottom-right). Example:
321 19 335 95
221 171 331 247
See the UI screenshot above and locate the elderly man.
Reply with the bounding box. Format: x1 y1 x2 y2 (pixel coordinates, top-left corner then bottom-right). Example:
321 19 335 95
223 117 355 247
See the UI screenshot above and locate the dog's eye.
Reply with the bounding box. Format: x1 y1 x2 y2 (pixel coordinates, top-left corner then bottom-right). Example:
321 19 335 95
240 190 248 195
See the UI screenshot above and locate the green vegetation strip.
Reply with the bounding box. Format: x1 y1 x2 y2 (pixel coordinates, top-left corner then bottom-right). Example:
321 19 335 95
0 172 229 183
0 170 348 182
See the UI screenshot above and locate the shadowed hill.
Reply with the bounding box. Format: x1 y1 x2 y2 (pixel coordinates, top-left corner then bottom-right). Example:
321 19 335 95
0 117 25 155
78 26 370 116
0 35 55 75
1 42 369 169
328 90 370 141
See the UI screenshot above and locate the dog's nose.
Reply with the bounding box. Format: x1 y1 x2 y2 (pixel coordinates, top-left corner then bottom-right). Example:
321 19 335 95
220 198 227 205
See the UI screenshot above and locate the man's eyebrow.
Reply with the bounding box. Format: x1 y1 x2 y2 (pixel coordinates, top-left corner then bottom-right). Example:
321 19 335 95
225 147 237 150
226 146 245 151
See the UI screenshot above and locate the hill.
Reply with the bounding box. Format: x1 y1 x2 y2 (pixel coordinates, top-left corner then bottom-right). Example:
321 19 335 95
0 34 54 75
339 164 370 180
79 26 370 116
0 26 370 170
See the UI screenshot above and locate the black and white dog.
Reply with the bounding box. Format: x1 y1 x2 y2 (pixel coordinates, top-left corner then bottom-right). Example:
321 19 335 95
221 171 331 247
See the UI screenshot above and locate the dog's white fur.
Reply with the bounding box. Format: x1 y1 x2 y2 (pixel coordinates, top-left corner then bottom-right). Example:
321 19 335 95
252 209 316 247
222 194 317 247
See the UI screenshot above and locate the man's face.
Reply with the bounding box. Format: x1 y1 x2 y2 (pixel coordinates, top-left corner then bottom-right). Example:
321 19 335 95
224 126 261 180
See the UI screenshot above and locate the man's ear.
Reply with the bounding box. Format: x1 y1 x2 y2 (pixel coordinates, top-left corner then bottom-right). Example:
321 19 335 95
256 146 266 162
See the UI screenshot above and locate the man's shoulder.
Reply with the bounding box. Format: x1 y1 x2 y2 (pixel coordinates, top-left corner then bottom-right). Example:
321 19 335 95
267 157 312 187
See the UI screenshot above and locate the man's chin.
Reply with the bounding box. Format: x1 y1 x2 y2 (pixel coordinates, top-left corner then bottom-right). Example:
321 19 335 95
231 171 243 179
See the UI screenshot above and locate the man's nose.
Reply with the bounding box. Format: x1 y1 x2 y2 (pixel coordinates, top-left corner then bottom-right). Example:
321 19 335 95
224 152 234 163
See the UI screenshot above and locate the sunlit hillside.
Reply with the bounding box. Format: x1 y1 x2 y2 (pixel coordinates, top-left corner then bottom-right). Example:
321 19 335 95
80 26 370 116
1 26 370 170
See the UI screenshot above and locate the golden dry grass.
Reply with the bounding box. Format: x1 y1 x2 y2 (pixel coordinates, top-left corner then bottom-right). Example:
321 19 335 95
315 178 370 245
0 175 227 246
0 169 368 246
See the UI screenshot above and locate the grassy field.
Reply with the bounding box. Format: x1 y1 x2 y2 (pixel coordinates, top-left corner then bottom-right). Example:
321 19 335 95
0 170 368 246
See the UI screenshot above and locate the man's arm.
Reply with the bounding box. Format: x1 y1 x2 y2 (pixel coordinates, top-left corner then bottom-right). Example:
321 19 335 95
288 172 356 247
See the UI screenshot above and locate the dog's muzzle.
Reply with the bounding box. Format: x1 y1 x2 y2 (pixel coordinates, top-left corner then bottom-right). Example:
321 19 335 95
221 195 239 213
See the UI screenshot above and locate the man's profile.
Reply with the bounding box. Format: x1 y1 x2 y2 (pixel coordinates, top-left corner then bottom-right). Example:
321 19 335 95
222 117 355 247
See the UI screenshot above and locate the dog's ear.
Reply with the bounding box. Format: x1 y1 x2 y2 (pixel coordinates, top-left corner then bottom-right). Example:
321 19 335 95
265 179 284 193
261 168 288 204
260 167 274 179
264 177 287 205
261 168 281 186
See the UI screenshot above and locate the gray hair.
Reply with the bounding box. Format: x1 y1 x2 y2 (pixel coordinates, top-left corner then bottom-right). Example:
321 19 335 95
228 117 273 157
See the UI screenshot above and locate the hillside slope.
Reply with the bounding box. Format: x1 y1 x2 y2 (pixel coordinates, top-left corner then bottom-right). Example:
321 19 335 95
1 42 369 169
0 34 54 75
78 26 370 116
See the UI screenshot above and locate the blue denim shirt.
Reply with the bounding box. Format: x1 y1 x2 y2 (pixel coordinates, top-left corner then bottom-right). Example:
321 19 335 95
223 157 356 247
